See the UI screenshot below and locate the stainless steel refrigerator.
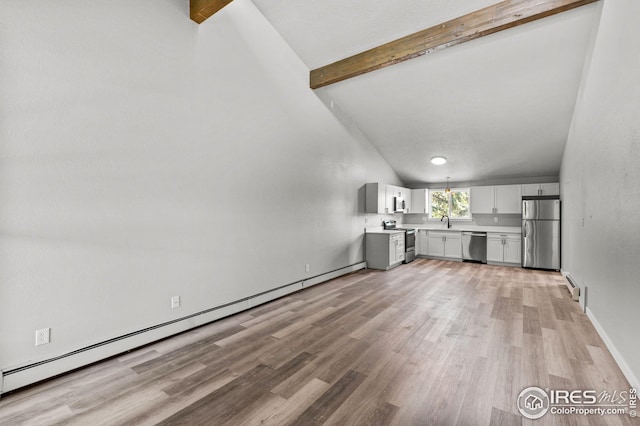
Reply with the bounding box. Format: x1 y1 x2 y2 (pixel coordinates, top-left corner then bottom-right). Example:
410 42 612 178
522 197 560 270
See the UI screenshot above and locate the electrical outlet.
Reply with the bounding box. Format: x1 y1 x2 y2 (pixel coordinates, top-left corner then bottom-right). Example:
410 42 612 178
305 264 310 273
493 217 498 223
35 328 50 346
171 296 180 309
422 216 427 222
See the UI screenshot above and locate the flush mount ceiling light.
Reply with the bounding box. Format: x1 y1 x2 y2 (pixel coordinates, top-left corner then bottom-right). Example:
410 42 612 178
431 156 447 165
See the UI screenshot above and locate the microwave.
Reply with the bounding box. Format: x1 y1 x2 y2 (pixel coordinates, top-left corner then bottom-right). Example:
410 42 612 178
393 195 406 213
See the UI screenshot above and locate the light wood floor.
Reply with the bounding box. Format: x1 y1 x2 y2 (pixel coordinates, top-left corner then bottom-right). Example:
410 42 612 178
1 259 637 425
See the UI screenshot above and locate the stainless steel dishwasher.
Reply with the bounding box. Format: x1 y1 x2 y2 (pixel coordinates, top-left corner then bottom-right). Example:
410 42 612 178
462 232 487 263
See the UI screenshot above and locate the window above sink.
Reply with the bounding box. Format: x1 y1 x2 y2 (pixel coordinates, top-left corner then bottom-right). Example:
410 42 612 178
428 188 471 221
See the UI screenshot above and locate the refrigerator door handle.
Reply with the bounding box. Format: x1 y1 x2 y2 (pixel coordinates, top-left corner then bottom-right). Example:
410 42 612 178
522 221 530 267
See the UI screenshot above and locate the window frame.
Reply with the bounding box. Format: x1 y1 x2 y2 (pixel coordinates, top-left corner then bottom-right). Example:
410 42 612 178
428 187 472 221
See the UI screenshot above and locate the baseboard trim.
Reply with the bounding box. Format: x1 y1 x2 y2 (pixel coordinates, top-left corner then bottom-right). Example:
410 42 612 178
486 261 520 268
418 255 462 262
1 261 366 395
586 307 639 391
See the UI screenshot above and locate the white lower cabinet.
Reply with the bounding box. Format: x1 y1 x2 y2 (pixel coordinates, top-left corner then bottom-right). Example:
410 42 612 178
487 237 504 263
391 233 405 264
416 230 429 255
445 233 462 259
427 231 461 259
487 233 521 264
366 232 405 270
503 236 521 264
427 233 444 257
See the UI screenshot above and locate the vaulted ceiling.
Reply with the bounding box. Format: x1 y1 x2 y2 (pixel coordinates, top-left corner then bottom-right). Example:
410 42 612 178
199 0 601 186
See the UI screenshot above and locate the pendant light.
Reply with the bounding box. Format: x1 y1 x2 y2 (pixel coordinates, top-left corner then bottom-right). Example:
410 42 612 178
445 177 451 194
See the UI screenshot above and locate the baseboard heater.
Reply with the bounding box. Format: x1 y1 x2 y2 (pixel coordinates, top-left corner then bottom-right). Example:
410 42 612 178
0 261 366 395
565 274 580 301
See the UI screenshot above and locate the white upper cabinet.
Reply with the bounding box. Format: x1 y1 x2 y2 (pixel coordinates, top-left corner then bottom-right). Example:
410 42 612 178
367 182 557 215
470 186 494 214
495 185 522 213
540 183 560 196
400 187 412 213
522 182 559 196
471 185 521 214
365 183 387 214
386 185 410 213
385 185 398 212
410 189 427 214
365 183 411 214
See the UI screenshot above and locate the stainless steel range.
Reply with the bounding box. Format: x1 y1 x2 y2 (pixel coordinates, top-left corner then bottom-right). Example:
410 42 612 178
383 220 416 263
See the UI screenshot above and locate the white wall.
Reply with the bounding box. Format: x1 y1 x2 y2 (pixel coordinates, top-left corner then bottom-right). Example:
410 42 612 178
560 0 640 389
0 0 402 385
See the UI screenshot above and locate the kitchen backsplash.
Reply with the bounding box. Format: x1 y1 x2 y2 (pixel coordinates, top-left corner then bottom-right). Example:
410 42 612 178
402 213 521 227
364 212 404 229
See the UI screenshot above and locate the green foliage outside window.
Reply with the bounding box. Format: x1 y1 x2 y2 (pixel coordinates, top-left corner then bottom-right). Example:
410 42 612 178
450 191 470 218
430 189 471 219
430 191 449 218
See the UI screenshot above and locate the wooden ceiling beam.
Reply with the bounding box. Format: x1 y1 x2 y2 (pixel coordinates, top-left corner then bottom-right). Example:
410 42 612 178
310 0 598 89
190 0 234 24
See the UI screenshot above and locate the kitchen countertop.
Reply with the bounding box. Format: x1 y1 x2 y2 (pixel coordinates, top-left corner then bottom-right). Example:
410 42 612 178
366 224 521 234
409 224 521 234
365 229 405 234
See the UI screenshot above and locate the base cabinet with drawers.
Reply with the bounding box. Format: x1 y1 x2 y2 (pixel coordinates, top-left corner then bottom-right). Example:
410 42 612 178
366 232 405 270
487 233 521 264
